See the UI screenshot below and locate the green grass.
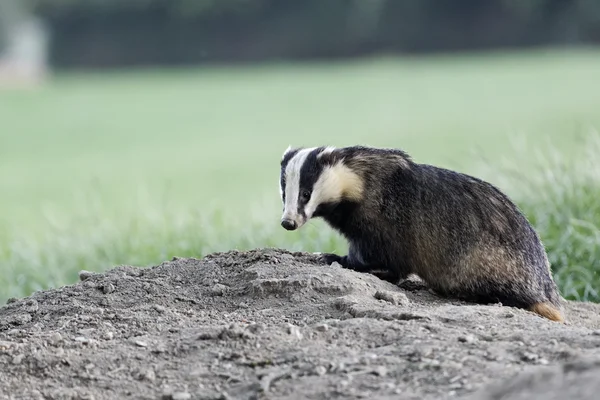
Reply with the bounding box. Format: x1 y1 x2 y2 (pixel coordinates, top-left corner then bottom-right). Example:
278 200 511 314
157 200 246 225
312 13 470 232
1 47 600 304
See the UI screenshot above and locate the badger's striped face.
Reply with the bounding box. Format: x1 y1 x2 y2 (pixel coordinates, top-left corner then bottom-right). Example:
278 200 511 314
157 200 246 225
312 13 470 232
279 146 363 230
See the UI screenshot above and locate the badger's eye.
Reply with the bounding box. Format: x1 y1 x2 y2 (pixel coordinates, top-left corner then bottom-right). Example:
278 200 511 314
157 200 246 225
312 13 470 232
301 190 311 200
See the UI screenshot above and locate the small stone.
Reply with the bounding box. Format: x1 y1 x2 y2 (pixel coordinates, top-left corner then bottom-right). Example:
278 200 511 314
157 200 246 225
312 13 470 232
79 270 96 281
374 290 410 305
49 332 63 345
171 392 191 400
210 284 228 296
521 352 538 362
104 332 114 340
0 341 15 351
11 354 24 365
135 341 148 348
458 335 476 344
315 323 329 332
592 330 600 336
153 305 166 313
74 337 89 344
286 324 303 340
373 366 388 377
280 254 295 261
102 284 115 294
315 365 327 376
142 369 156 381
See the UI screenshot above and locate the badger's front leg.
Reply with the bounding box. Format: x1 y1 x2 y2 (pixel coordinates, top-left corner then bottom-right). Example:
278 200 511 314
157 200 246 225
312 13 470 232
318 253 369 271
319 252 400 284
318 242 402 284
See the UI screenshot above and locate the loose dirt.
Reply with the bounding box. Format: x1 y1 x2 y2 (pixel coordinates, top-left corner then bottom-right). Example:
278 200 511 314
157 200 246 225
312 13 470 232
1 248 600 400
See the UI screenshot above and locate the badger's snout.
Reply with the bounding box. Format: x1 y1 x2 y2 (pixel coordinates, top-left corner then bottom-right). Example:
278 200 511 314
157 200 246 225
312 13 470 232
281 219 298 231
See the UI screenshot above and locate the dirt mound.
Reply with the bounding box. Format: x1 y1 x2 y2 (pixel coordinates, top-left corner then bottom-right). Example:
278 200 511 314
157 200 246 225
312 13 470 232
1 248 600 400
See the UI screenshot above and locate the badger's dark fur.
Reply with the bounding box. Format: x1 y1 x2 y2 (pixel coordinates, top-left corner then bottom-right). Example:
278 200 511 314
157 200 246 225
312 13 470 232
279 145 564 322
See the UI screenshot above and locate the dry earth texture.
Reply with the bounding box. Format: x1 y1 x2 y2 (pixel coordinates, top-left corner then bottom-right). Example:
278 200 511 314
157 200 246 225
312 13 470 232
2 248 600 400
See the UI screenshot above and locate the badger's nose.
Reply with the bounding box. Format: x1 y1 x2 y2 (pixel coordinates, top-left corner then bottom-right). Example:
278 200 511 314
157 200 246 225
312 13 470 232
281 219 297 231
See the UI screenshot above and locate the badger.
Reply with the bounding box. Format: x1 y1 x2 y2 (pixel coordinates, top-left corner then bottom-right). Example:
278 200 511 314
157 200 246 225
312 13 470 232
278 145 564 322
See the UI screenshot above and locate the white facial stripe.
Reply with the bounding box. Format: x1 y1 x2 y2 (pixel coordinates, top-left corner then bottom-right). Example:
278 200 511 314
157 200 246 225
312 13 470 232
282 147 317 222
279 145 295 199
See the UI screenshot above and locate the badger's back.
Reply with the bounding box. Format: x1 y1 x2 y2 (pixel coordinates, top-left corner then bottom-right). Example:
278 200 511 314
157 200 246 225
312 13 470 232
346 157 560 311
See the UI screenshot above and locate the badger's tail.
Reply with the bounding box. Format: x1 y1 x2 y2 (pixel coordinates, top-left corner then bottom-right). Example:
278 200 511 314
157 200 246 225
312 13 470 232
529 302 564 323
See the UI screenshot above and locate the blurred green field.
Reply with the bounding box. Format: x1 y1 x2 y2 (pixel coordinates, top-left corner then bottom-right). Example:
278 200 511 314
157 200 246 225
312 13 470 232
1 47 600 304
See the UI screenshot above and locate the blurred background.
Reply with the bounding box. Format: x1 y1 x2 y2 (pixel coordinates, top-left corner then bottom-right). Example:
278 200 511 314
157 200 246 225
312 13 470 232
1 0 600 304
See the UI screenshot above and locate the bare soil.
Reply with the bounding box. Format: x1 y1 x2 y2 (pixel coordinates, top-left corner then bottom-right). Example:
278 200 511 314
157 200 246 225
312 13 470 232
1 248 600 400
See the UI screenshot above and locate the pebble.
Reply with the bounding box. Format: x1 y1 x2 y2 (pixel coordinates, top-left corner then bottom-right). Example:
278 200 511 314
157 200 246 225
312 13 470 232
521 352 538 362
135 341 148 348
11 354 24 365
49 332 63 345
315 365 327 376
104 332 114 340
78 270 96 281
374 290 410 306
171 392 191 400
279 254 295 262
210 284 228 296
0 341 16 351
102 283 115 294
153 305 166 313
286 324 303 340
458 335 476 344
315 323 329 332
142 369 156 381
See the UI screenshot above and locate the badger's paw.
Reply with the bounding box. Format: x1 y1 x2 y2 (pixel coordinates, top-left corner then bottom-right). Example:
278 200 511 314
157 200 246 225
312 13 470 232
316 253 344 266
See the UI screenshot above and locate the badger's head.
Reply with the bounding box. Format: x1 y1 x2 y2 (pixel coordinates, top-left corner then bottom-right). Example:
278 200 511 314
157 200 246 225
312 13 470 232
279 146 364 231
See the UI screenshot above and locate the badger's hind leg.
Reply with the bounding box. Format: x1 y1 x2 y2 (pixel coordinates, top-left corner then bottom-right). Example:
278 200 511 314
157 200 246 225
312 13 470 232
443 280 565 323
528 302 564 322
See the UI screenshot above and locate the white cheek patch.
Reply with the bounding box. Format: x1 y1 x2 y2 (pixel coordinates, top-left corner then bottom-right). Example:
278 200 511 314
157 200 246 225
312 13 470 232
304 162 363 218
304 167 337 218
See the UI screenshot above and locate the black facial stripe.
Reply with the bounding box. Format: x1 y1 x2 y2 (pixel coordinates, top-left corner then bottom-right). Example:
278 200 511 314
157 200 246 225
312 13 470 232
298 147 327 206
280 166 286 201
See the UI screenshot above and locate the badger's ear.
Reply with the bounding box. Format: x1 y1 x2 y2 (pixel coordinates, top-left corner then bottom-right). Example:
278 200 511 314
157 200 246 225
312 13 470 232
317 146 337 166
281 146 300 166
